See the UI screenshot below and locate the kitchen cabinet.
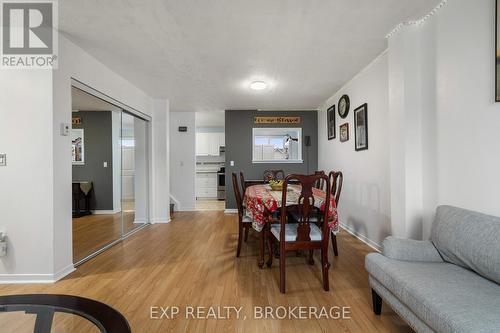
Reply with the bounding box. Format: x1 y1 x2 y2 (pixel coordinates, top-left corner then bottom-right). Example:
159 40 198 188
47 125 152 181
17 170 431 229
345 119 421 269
196 132 225 156
195 172 218 198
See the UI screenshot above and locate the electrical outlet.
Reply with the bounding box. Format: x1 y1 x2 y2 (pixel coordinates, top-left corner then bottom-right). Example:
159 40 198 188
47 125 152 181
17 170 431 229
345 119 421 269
103 162 108 168
0 154 6 166
230 161 235 166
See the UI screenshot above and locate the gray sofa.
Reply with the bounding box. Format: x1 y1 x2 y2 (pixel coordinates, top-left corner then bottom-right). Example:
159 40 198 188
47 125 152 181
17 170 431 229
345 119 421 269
365 205 500 333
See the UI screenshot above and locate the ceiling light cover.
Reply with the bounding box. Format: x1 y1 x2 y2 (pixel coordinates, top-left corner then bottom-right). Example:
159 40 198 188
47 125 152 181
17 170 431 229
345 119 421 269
250 81 268 90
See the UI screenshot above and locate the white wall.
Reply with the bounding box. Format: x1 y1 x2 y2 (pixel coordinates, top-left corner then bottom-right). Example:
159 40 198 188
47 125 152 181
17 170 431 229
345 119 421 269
169 112 196 211
151 99 170 223
0 70 56 281
318 53 391 249
388 0 500 239
427 0 500 224
319 0 500 248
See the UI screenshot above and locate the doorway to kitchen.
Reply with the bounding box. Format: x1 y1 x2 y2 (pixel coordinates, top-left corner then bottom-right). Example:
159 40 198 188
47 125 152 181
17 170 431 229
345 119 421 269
195 111 226 211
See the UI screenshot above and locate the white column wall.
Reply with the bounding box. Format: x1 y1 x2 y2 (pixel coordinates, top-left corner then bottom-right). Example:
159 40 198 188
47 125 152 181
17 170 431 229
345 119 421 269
169 112 196 211
388 26 427 240
0 70 56 281
151 99 170 223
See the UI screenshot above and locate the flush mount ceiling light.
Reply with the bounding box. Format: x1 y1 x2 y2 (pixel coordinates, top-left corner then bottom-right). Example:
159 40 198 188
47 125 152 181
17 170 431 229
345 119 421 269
250 81 267 90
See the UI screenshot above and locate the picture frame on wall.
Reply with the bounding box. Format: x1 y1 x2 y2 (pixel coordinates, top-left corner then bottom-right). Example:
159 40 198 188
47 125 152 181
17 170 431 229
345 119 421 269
340 123 349 142
496 0 500 101
327 105 336 140
72 129 85 165
354 104 368 151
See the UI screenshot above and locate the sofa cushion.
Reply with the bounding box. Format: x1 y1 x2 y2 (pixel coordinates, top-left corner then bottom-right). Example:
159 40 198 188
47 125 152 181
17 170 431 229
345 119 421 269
366 253 500 333
431 205 500 284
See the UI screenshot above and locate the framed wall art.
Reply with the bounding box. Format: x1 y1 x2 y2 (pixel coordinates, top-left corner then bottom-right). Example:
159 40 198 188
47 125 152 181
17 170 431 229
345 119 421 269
327 105 336 140
354 104 368 151
340 123 349 142
72 129 85 165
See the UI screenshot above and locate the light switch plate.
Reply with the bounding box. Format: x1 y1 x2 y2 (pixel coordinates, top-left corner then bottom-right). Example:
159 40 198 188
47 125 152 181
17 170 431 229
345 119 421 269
60 123 70 136
0 154 6 166
103 162 108 168
230 161 235 166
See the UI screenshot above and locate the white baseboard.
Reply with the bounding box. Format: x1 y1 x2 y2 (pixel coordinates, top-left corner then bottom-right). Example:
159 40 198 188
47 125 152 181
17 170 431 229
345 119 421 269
92 209 120 215
133 219 148 224
53 264 76 281
0 264 75 284
224 209 238 214
151 218 171 224
340 222 382 252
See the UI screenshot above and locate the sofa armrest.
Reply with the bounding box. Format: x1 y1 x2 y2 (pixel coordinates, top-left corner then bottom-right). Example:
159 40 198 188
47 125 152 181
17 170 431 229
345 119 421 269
382 236 443 262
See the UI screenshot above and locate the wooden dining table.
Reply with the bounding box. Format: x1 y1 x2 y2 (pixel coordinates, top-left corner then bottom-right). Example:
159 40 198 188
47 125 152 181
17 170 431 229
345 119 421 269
243 184 339 268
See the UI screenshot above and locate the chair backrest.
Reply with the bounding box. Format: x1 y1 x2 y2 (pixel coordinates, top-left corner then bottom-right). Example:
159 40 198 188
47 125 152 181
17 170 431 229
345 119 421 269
263 169 285 181
280 174 331 242
239 172 246 196
231 173 244 218
329 171 343 206
314 170 326 190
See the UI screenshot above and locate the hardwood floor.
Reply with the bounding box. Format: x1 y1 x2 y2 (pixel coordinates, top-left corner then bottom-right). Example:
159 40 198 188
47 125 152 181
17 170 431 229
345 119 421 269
0 211 412 332
196 199 226 211
72 211 142 262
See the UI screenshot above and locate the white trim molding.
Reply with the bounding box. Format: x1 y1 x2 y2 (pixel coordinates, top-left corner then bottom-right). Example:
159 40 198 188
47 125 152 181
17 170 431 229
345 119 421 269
340 223 382 252
385 0 448 39
224 209 238 214
92 209 121 215
0 264 75 284
151 218 171 224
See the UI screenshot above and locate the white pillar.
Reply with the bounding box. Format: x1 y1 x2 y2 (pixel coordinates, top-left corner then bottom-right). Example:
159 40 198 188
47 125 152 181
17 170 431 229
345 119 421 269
388 25 437 240
151 99 170 223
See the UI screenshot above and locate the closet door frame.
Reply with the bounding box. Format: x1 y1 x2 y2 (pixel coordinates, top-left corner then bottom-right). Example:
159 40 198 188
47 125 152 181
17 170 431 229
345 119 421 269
71 79 152 267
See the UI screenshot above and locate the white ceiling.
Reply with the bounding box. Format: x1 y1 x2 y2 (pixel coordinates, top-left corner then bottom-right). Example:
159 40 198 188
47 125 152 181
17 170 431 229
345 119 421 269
60 0 440 112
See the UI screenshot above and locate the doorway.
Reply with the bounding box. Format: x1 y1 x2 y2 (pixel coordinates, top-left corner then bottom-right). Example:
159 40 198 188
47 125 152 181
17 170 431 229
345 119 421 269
71 84 150 265
195 111 226 211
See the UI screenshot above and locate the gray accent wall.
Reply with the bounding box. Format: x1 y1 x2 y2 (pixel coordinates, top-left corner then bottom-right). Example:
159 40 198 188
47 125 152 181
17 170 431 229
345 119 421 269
72 111 114 210
225 110 318 209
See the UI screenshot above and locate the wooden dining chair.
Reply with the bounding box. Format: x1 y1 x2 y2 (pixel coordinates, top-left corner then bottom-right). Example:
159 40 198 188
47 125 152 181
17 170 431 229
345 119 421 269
329 171 343 257
239 171 246 196
232 173 252 257
263 169 285 182
314 170 326 190
267 173 332 293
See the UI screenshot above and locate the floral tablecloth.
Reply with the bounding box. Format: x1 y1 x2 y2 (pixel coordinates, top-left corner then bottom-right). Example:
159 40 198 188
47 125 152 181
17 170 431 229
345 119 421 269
244 184 339 234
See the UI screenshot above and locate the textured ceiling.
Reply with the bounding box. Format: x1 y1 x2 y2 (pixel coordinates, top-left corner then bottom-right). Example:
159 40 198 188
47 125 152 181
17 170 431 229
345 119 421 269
60 0 440 112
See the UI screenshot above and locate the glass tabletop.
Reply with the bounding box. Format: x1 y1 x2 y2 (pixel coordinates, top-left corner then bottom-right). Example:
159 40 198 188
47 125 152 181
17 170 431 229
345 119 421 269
0 294 130 333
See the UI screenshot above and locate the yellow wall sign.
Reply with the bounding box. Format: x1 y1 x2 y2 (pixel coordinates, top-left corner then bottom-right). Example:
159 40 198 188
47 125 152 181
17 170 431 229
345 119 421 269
254 116 301 124
72 117 81 125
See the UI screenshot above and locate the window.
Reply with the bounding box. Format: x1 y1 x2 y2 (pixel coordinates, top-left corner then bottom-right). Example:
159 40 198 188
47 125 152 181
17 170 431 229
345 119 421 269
252 128 302 163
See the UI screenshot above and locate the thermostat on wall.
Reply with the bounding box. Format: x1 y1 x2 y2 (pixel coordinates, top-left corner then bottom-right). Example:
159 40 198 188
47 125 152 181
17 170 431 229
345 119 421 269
178 126 188 132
